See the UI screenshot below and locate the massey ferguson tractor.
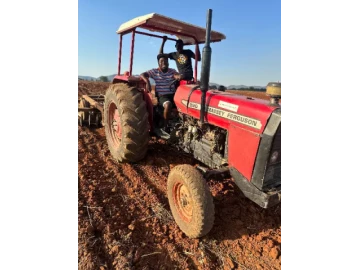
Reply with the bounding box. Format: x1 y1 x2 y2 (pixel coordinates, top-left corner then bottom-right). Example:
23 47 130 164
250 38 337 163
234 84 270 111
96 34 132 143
99 10 281 238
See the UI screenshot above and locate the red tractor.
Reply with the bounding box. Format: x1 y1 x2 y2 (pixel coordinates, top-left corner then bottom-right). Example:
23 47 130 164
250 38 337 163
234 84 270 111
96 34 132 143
103 9 281 238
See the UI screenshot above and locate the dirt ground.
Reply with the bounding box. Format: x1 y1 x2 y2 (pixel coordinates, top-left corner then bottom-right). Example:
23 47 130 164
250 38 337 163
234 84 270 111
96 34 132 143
78 80 281 270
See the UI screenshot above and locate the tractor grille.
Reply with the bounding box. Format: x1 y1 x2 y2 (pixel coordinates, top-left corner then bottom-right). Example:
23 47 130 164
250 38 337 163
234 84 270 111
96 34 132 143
263 123 281 190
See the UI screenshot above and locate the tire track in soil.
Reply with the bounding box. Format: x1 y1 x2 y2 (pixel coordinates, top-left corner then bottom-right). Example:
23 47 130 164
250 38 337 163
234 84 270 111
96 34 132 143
79 126 200 269
79 126 280 270
102 130 207 269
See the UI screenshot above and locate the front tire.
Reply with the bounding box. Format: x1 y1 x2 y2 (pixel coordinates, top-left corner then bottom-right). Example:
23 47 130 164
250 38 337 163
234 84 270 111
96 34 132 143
167 165 215 238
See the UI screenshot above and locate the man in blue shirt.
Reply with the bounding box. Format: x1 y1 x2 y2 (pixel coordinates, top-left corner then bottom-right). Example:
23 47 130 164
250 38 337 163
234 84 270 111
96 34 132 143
140 54 180 132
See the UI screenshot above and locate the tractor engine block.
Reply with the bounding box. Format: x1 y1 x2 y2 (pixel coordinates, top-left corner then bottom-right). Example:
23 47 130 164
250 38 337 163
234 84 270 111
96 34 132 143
174 113 228 169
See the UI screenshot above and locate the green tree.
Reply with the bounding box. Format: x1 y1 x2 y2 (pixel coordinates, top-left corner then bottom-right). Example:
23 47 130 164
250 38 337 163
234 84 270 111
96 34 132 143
99 76 109 82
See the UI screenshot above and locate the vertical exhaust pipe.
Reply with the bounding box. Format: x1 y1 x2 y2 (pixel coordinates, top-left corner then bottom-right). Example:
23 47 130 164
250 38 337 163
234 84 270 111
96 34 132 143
200 9 212 125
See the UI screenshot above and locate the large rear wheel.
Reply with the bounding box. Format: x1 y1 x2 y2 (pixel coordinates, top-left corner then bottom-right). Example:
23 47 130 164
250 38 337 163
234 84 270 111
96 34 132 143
104 83 149 162
167 165 215 238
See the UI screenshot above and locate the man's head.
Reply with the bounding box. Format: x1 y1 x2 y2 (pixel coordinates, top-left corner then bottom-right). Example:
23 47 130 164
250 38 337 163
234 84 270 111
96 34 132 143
157 54 169 72
175 39 184 52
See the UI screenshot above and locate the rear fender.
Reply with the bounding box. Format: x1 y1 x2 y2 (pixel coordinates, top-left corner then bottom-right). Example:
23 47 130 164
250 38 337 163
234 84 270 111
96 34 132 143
112 75 129 84
112 75 146 88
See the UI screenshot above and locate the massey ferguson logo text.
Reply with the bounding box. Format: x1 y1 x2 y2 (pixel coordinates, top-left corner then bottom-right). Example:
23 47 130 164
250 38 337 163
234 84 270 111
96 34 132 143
181 100 262 130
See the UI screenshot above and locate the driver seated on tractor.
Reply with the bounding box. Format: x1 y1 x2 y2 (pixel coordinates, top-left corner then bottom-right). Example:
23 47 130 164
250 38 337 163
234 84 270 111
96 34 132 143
159 36 201 82
140 54 181 133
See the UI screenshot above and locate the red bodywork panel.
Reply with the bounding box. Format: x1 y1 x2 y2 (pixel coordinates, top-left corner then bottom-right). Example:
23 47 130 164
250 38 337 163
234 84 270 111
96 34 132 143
174 85 280 181
110 77 280 181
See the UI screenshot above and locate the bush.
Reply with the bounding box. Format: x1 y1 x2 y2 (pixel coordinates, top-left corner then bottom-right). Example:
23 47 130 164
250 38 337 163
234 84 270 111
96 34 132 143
99 76 109 82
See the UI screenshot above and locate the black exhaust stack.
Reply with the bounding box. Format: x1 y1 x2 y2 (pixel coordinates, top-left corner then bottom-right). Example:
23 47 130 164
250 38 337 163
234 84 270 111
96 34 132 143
200 9 212 125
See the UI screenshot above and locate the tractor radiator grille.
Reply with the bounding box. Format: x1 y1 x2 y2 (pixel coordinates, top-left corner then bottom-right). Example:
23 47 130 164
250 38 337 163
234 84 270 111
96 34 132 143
263 123 281 190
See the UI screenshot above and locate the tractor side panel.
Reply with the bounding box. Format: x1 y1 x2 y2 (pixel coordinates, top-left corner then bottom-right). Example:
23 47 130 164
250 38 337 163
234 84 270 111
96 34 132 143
174 85 276 134
174 85 278 180
228 125 261 181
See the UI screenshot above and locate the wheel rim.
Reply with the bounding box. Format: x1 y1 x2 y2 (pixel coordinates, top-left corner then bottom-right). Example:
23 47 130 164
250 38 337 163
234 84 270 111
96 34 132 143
108 102 122 147
173 182 193 223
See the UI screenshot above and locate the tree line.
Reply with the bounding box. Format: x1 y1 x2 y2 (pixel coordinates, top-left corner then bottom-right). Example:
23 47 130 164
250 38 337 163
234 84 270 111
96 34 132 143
79 77 266 91
78 76 109 82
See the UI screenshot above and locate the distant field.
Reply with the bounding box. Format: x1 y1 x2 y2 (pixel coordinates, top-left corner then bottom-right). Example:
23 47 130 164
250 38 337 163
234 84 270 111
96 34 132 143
226 89 268 99
226 89 281 102
78 81 281 103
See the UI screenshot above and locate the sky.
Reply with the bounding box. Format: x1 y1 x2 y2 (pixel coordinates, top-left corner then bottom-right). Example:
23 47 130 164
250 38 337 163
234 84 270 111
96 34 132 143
78 0 281 86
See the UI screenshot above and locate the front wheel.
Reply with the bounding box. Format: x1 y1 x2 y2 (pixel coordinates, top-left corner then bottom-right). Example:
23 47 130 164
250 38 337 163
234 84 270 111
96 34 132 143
167 165 215 238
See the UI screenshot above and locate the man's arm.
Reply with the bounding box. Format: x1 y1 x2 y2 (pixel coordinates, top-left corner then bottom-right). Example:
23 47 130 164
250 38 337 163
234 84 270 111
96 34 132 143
159 36 174 59
174 73 181 80
140 72 152 93
171 69 181 80
190 47 201 61
159 36 168 54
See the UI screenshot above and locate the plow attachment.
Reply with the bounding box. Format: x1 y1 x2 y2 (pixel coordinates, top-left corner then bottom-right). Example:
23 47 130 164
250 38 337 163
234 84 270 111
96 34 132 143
78 94 104 127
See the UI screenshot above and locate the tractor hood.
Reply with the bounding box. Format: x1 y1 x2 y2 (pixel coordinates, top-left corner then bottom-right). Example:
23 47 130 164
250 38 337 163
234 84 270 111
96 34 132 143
174 85 280 134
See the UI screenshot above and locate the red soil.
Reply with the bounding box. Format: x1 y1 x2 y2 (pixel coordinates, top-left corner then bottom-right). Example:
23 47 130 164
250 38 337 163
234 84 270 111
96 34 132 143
78 80 281 270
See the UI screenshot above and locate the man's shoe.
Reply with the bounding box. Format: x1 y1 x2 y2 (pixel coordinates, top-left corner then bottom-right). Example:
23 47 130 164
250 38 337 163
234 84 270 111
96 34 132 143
154 127 170 140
